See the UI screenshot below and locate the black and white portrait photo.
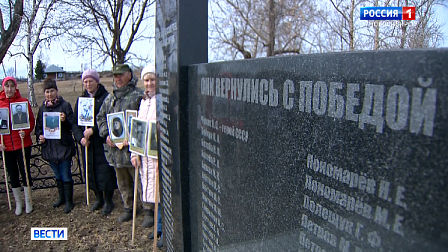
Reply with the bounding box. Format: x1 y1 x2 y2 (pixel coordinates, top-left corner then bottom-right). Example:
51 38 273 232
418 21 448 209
0 108 10 135
129 117 148 156
10 102 30 130
107 112 126 143
125 110 137 140
147 120 158 158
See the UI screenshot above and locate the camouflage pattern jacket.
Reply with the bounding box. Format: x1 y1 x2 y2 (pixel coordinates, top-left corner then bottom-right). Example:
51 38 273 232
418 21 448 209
97 74 143 168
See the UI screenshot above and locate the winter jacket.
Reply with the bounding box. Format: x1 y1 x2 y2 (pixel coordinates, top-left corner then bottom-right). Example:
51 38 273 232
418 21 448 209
131 95 158 203
72 84 117 192
97 73 143 168
35 97 76 163
0 89 35 151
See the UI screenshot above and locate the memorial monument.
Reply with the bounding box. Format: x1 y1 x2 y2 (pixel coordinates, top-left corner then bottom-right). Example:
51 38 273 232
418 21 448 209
156 1 448 251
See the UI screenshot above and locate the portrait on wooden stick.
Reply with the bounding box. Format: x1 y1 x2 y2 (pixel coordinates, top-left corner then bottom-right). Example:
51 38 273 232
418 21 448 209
107 112 126 143
78 97 95 127
147 120 158 159
0 107 10 135
129 117 148 156
10 102 30 130
125 110 137 141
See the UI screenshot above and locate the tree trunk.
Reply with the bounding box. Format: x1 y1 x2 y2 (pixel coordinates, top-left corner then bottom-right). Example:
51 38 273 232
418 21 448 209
373 0 379 50
0 0 24 62
27 59 37 106
116 50 125 64
26 21 37 107
349 0 355 51
400 0 409 48
267 0 276 57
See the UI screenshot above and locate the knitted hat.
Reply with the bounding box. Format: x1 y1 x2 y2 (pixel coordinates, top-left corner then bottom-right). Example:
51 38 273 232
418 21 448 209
2 76 17 89
82 69 100 83
42 77 58 91
140 65 156 80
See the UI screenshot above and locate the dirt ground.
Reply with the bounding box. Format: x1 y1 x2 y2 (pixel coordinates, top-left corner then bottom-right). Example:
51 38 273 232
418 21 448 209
0 185 163 252
1 74 164 251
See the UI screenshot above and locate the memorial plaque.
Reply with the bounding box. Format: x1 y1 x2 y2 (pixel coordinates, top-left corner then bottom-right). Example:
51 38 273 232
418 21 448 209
155 0 207 251
188 50 448 251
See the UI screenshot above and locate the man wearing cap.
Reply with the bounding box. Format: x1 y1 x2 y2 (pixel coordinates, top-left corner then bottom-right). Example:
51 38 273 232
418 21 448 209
97 64 154 226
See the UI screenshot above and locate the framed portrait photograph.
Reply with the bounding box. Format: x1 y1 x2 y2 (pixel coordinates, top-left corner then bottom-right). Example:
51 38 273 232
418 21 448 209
125 110 137 141
129 117 148 156
10 101 30 130
0 107 10 135
107 112 126 143
147 120 158 159
43 112 61 139
78 97 95 126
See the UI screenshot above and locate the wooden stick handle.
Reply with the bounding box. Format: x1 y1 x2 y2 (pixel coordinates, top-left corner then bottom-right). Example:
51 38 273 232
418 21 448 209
85 145 89 205
1 135 12 210
21 137 32 205
153 163 160 252
85 126 89 205
131 165 139 246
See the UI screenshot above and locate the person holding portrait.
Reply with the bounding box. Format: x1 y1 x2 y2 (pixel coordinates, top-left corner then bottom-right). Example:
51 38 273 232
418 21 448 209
130 65 163 246
72 69 118 215
96 64 153 225
35 78 77 214
0 77 35 215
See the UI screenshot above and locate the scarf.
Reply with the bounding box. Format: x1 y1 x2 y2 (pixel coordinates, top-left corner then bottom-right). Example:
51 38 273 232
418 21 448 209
44 96 60 107
87 86 99 97
144 90 156 100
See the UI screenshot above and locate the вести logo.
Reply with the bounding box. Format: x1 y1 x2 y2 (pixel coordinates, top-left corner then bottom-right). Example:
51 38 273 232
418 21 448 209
31 228 67 240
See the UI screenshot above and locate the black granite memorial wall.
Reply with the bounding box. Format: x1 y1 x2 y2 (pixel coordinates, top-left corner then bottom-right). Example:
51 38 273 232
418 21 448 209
188 50 448 251
155 0 207 251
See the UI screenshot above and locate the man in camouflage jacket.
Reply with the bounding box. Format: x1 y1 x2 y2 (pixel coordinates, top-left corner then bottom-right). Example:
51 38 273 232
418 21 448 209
97 64 154 227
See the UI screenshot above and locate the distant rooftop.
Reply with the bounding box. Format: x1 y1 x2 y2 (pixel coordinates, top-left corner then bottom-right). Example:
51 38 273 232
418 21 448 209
44 65 66 73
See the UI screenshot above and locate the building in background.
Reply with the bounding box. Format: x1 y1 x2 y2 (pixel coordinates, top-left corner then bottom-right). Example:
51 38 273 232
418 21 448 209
44 65 66 81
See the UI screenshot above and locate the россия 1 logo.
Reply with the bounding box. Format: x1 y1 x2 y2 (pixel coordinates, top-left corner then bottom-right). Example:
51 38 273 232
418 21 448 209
360 7 415 20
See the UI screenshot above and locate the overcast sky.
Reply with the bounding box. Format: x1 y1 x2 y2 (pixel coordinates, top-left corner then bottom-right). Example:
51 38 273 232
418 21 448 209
1 6 447 79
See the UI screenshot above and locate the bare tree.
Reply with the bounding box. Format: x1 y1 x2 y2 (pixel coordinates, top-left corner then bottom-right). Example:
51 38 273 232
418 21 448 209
326 0 372 51
6 66 15 76
0 0 23 63
9 0 61 106
59 0 154 66
209 0 317 59
361 0 446 50
400 0 446 48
